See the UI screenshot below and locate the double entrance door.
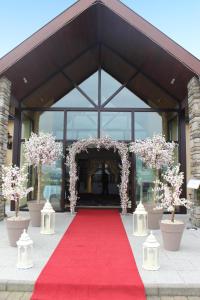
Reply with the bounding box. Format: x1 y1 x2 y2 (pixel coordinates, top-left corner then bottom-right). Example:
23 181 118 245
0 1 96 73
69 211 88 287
66 149 122 208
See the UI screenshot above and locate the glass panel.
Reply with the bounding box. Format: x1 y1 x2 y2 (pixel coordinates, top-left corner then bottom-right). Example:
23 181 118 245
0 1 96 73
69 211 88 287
21 113 32 139
174 143 179 164
79 71 98 105
20 143 32 207
52 88 93 108
67 111 98 140
168 115 178 142
42 152 63 211
38 111 64 139
101 112 131 140
135 112 162 139
21 142 63 211
106 87 150 108
135 157 156 204
101 70 121 103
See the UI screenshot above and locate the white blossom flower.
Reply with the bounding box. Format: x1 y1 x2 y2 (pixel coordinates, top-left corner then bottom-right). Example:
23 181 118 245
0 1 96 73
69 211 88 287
157 164 191 222
24 132 62 202
130 134 175 170
2 165 33 217
24 132 62 167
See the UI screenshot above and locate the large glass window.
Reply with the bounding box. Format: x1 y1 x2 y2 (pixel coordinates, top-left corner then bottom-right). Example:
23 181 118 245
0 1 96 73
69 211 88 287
101 112 131 140
67 111 98 140
20 66 180 211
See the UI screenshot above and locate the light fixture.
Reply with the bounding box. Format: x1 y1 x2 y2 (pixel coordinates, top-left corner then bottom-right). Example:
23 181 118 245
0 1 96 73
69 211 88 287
23 77 28 84
17 230 33 269
133 201 148 236
170 78 176 85
41 200 55 235
142 231 160 271
7 132 12 149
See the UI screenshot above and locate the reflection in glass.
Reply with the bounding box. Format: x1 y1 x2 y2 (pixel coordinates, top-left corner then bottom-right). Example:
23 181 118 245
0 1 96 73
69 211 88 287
38 111 64 139
21 142 63 211
52 88 93 108
42 154 62 211
168 115 178 141
21 113 32 139
67 111 98 140
101 70 121 104
101 112 131 140
20 143 32 207
135 157 156 204
135 112 162 139
79 71 98 105
106 87 150 108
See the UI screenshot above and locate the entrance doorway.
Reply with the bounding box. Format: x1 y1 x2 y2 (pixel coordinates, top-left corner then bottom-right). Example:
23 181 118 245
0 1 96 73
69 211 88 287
76 149 121 207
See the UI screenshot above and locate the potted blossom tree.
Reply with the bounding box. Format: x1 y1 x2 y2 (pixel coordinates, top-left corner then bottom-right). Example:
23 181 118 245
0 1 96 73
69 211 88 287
24 132 62 227
2 165 33 246
159 164 191 251
130 134 175 229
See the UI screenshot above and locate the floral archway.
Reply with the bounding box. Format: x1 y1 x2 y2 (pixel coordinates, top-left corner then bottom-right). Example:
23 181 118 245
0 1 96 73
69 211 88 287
66 137 130 214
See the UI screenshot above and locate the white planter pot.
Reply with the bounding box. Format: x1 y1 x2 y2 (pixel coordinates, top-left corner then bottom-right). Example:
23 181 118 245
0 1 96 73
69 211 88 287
144 204 163 230
6 217 30 247
28 201 44 227
160 220 185 251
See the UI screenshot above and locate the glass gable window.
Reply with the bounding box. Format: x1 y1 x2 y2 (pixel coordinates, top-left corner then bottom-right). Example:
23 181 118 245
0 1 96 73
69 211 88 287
101 112 131 140
106 87 150 108
67 111 98 140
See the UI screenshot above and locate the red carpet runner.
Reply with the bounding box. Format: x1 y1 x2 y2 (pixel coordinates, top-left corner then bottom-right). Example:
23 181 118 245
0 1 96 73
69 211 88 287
31 209 146 300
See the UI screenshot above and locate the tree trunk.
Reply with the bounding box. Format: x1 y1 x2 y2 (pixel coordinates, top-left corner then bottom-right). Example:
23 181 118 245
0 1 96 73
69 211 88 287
171 208 175 223
37 164 42 203
153 168 159 204
15 198 19 218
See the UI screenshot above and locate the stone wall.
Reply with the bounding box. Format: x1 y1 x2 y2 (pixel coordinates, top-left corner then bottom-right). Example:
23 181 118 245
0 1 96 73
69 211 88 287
0 77 11 221
188 76 200 226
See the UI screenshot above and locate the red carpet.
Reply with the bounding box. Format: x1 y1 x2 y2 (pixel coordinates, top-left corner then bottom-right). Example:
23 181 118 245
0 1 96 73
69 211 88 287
31 209 146 300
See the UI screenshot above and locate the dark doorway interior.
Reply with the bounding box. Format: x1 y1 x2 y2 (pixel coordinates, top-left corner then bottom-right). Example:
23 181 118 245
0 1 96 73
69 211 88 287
76 149 121 207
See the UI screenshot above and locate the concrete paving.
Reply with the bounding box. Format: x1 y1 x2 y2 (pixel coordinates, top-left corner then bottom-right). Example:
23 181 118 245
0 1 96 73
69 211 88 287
0 210 200 298
121 213 200 297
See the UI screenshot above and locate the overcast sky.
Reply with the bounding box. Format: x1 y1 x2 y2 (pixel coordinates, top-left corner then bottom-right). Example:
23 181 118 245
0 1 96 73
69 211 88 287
0 0 199 59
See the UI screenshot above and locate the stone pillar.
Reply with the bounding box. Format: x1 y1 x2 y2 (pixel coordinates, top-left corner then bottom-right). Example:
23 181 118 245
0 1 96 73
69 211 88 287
188 76 200 226
0 76 11 221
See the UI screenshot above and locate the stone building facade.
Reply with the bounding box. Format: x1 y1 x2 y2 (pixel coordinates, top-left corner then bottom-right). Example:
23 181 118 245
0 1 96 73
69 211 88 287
0 77 11 220
188 76 200 226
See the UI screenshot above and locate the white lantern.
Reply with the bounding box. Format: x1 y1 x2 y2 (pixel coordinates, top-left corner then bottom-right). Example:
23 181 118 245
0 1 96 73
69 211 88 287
40 200 55 235
133 201 148 236
142 231 160 271
16 229 33 269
